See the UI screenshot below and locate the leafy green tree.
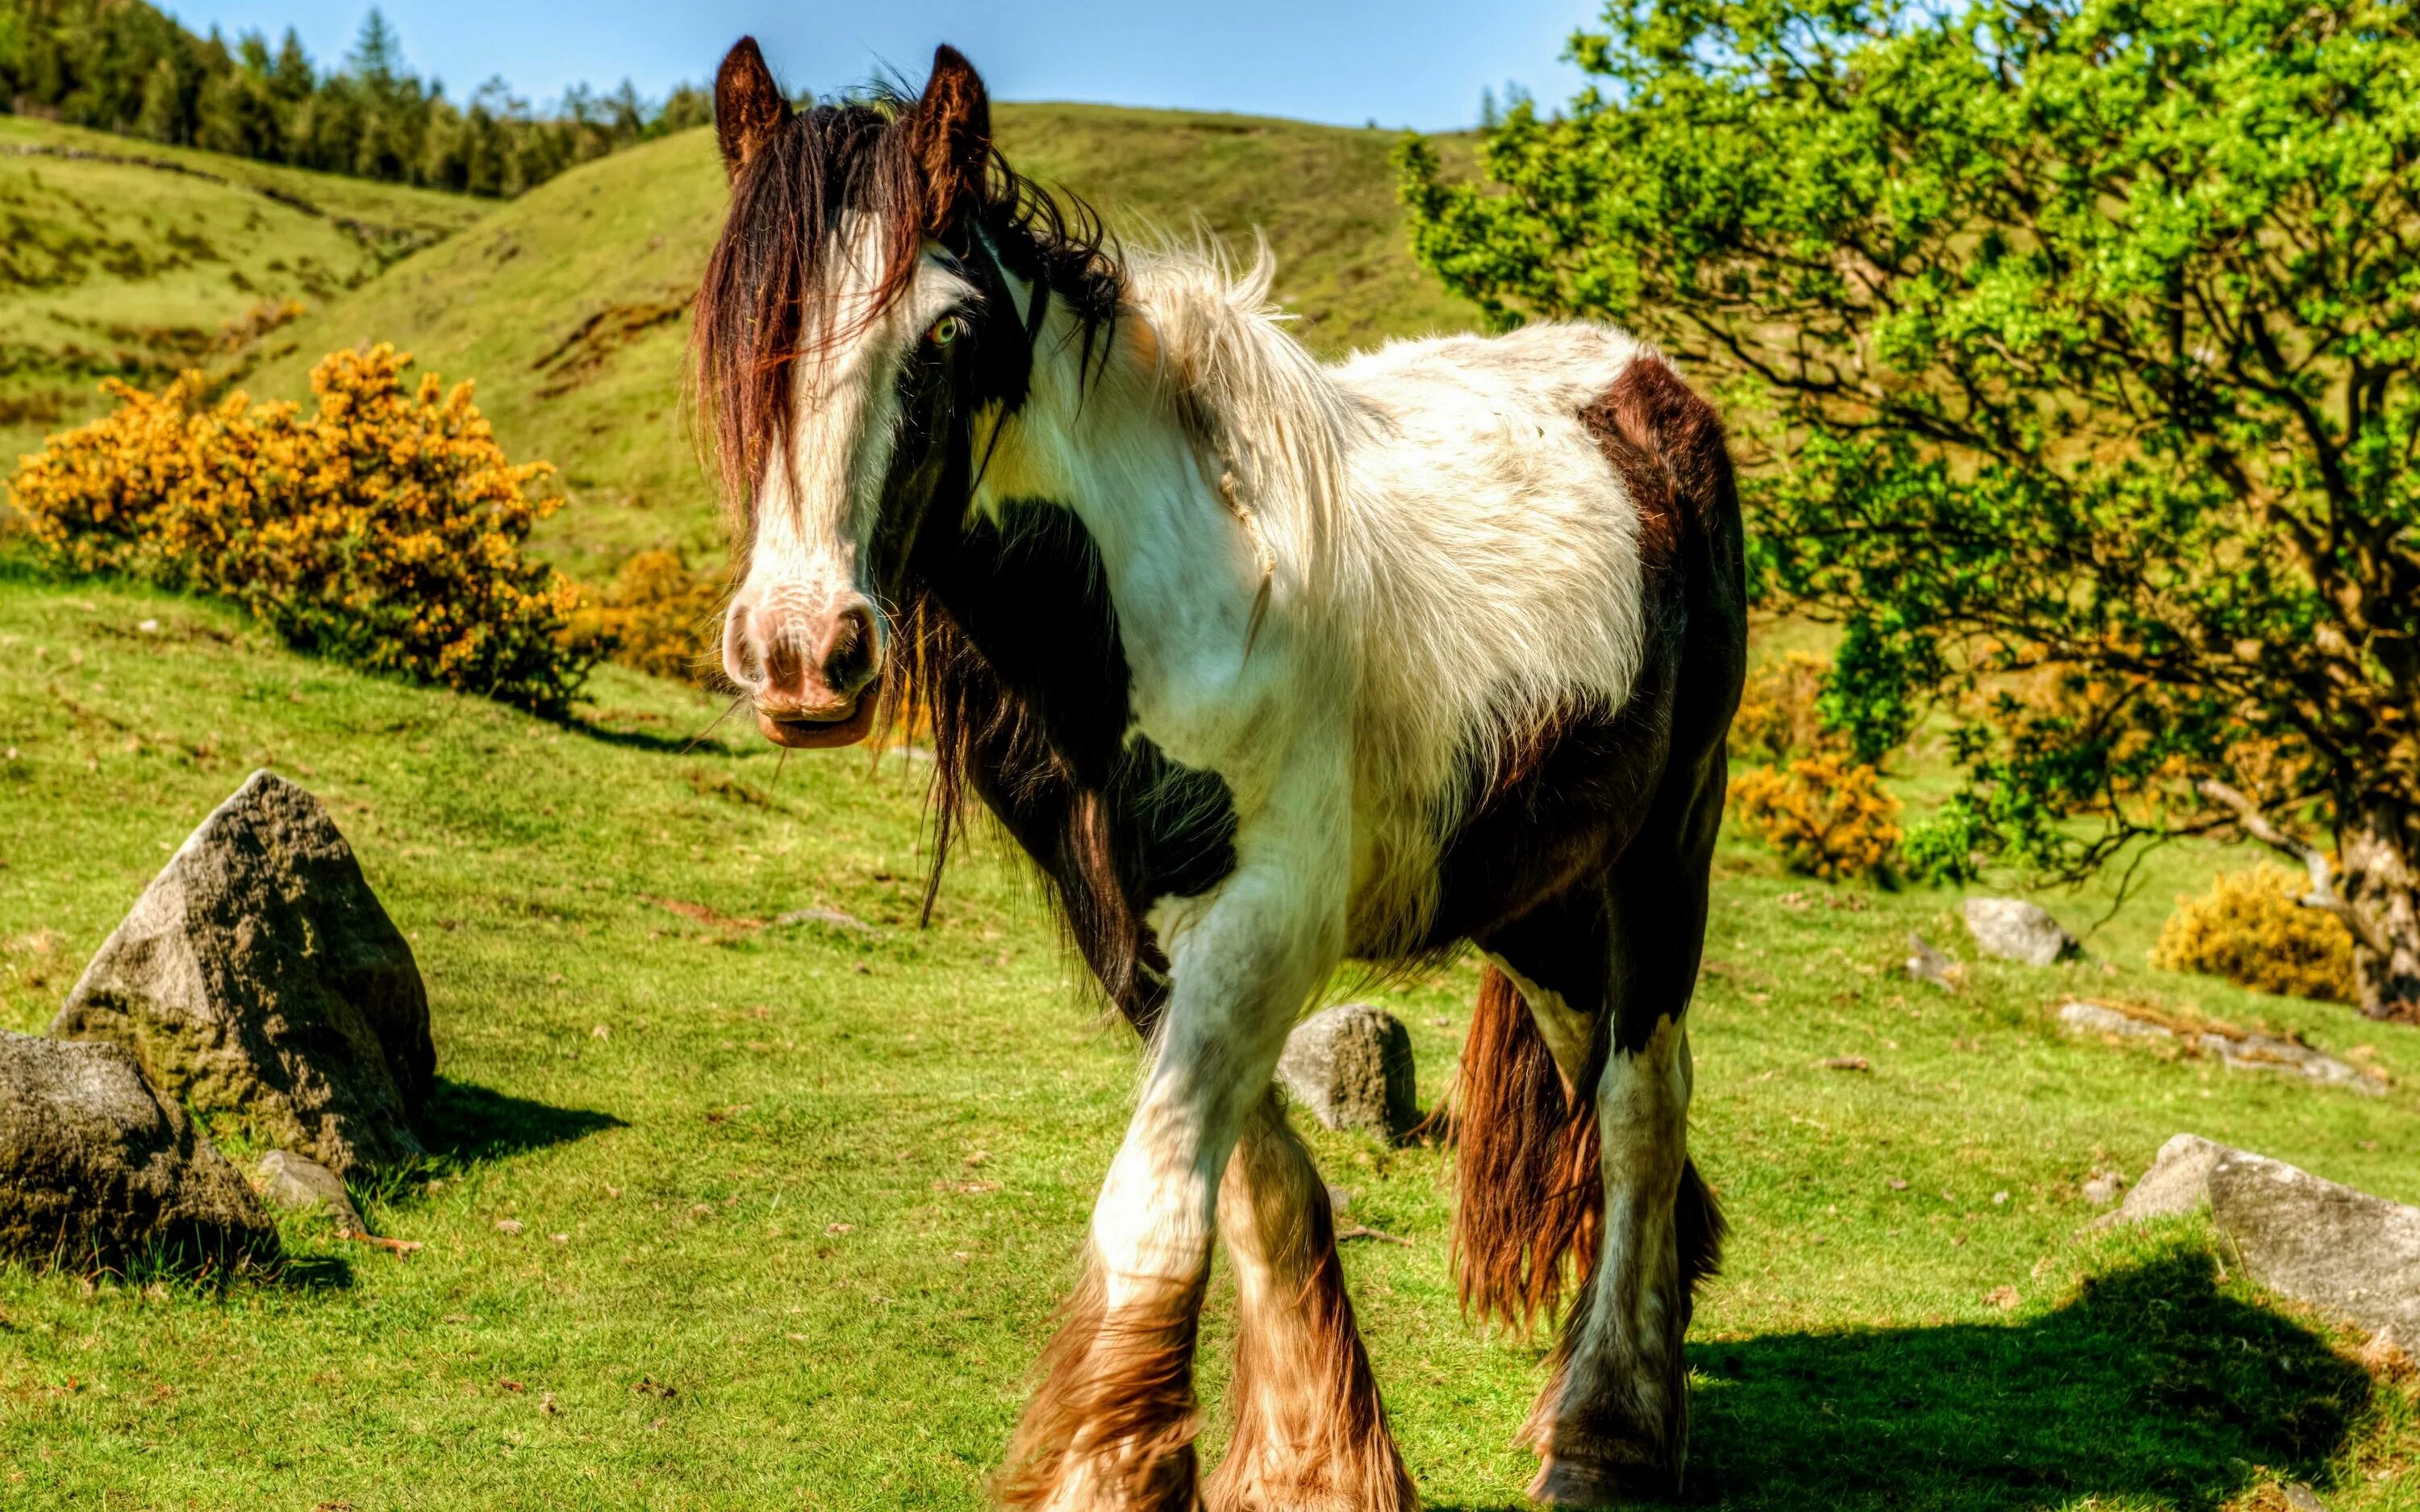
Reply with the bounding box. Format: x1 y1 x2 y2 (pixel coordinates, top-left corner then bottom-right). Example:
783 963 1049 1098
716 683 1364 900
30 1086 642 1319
1401 0 2420 1018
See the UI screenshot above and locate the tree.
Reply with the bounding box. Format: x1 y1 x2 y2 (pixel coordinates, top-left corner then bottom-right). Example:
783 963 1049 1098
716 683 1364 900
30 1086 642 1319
1400 0 2420 1019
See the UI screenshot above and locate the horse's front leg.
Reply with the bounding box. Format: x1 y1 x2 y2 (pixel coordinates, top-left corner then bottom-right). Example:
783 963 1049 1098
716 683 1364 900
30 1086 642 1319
1003 760 1347 1512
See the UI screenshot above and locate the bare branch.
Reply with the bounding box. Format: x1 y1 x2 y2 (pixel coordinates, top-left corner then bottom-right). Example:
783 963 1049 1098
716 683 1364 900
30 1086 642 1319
2196 779 2390 954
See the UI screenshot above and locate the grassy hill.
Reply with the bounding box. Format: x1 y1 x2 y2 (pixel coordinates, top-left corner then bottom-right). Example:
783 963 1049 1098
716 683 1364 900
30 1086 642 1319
248 107 1483 580
0 115 488 469
1 569 2415 1510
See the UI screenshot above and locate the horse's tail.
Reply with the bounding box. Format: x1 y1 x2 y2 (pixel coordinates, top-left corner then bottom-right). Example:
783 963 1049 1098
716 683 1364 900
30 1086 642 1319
1449 964 1724 1331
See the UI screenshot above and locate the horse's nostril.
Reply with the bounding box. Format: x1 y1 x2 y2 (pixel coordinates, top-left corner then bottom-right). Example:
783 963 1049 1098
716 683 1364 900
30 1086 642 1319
821 601 880 694
723 601 765 688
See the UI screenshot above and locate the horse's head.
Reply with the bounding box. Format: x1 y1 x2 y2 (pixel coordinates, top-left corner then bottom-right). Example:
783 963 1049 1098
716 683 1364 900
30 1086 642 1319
695 40 1058 749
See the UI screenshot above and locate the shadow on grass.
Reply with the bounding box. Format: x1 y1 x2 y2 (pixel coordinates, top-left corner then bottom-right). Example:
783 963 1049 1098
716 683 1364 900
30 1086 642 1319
421 1077 624 1165
1439 1252 2371 1512
559 710 740 756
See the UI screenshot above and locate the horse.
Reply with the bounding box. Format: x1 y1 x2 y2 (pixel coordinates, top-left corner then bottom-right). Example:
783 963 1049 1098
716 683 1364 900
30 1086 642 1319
692 39 1747 1510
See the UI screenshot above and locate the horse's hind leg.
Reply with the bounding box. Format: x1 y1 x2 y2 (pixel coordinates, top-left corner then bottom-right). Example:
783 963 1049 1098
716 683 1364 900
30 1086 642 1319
1526 789 1725 1506
1205 1089 1415 1512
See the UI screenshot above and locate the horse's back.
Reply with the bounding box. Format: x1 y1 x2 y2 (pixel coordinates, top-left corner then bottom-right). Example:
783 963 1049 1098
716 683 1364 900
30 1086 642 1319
1326 322 1746 953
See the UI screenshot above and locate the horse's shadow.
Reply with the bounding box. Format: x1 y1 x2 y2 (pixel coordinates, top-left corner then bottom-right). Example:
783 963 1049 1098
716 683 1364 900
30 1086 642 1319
1435 1251 2370 1511
419 1077 625 1165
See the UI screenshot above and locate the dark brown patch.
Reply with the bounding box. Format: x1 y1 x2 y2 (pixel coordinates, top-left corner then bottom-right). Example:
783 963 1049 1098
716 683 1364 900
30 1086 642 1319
1581 353 1732 573
999 1260 1208 1511
1210 1095 1416 1512
907 44 991 232
712 39 791 178
1446 963 1603 1332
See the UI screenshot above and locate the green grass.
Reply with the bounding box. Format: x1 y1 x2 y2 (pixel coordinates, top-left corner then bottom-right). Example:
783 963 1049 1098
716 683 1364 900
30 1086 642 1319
1 572 2414 1510
245 110 1481 581
0 115 488 471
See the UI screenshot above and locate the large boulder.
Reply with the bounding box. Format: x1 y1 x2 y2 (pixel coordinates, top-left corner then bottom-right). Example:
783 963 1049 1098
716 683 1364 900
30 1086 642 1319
1963 897 2079 967
1278 1004 1419 1141
52 771 432 1175
0 1030 277 1271
2099 1133 2420 1335
2209 1149 2420 1337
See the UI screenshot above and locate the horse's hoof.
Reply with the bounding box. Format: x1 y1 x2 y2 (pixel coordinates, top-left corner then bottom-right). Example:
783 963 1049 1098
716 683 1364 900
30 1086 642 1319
1528 1452 1677 1507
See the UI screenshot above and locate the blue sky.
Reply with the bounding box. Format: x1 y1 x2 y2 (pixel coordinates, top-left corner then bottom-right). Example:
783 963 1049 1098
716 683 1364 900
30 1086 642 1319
165 1 1596 131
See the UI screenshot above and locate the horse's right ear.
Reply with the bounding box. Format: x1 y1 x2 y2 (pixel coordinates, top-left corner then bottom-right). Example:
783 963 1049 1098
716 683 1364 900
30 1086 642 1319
715 37 791 178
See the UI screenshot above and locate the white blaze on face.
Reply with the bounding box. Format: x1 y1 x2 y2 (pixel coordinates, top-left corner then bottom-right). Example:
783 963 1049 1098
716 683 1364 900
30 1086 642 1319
724 215 978 690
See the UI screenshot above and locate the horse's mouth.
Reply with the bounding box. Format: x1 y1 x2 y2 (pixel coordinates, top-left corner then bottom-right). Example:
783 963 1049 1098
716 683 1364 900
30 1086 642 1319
756 697 877 749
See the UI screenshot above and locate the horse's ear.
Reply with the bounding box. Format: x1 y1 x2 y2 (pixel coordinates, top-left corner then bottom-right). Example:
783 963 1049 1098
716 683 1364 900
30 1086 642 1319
908 44 991 232
715 37 791 178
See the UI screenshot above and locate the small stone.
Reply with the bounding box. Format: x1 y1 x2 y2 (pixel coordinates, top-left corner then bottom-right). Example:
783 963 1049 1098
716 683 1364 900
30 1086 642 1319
1277 1004 1419 1141
1963 898 2079 967
2281 1482 2330 1512
1886 1177 1909 1191
1992 1190 2009 1206
1905 933 1963 990
255 1150 367 1235
2081 1170 2126 1206
2059 1001 2175 1040
495 1218 524 1235
774 906 877 934
136 619 160 635
1325 1184 1353 1217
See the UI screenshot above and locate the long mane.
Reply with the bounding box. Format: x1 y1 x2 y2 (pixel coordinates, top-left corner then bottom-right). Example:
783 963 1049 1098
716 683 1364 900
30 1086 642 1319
688 89 1122 536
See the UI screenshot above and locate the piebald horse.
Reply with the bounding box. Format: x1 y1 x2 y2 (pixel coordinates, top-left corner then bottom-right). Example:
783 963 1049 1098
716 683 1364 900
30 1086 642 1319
695 40 1746 1510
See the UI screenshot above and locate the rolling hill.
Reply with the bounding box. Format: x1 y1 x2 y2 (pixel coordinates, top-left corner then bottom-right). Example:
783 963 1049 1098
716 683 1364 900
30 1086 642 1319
0 114 488 469
247 106 1483 579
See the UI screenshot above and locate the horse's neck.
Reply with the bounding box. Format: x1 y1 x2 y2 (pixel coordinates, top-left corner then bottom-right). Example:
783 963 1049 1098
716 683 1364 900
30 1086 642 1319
972 302 1279 769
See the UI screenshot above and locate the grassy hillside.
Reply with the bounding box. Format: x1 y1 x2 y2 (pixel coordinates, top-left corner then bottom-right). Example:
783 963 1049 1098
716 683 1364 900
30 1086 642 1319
0 115 487 468
1 569 2414 1510
249 108 1483 580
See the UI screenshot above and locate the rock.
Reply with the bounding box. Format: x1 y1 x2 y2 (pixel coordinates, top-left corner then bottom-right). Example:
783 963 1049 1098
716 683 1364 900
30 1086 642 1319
0 1029 277 1271
52 770 433 1176
2197 1030 2381 1095
1906 933 1963 990
2208 1149 2420 1337
2059 1001 2173 1040
2081 1169 2127 1206
1963 898 2078 967
2059 1003 2380 1095
1277 1004 1418 1141
254 1149 366 1235
774 906 877 934
2110 1132 2234 1223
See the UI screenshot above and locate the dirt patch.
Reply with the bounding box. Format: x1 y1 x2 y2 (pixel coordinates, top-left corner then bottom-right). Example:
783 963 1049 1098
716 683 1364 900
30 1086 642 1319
532 295 691 398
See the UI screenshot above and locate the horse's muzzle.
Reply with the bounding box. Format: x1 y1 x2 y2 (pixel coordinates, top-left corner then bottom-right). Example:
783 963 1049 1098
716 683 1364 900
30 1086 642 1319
724 593 883 748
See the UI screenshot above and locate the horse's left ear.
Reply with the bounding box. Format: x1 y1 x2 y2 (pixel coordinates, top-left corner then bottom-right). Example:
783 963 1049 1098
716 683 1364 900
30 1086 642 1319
908 44 991 232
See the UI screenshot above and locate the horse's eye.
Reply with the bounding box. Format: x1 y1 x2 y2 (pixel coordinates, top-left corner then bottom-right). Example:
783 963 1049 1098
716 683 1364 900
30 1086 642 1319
928 315 963 347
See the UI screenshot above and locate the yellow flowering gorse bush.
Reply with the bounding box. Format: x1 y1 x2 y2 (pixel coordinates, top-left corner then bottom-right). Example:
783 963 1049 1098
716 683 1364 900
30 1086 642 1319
1731 752 1904 882
11 345 593 713
2153 864 2360 1005
564 548 725 685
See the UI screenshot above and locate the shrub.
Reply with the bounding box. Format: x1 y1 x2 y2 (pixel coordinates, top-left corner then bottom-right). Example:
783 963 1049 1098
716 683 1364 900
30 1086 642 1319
2153 865 2359 1005
1732 752 1903 882
10 346 593 714
565 548 726 685
1901 795 1985 885
1729 649 1832 765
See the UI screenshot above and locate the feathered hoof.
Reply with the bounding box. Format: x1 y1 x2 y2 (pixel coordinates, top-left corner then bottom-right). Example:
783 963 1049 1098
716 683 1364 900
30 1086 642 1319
1526 1450 1679 1508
